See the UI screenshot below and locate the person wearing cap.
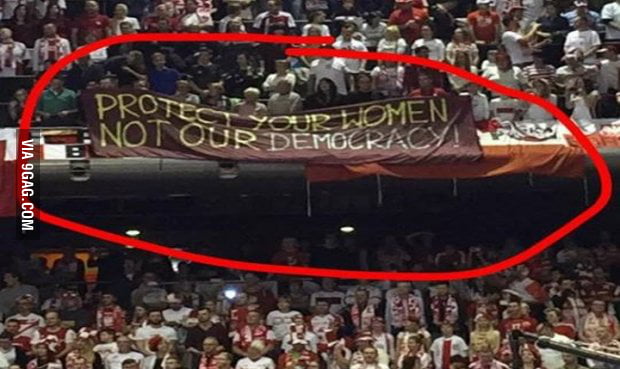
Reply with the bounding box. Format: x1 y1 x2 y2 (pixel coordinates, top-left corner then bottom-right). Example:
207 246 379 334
235 340 275 369
429 323 468 369
561 0 601 30
564 16 602 64
388 0 429 45
277 337 319 369
59 291 93 331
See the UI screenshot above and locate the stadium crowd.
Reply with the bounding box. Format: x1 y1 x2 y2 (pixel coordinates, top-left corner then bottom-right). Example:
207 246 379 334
0 231 617 369
0 0 620 128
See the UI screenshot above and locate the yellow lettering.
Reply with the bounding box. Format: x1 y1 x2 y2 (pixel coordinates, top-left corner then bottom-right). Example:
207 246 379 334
122 121 147 148
118 94 140 119
429 98 448 122
363 105 388 128
95 94 118 121
407 100 428 124
179 123 205 147
146 119 171 147
100 121 122 147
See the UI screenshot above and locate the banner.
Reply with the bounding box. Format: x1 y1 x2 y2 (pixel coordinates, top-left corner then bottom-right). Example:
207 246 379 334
82 89 482 164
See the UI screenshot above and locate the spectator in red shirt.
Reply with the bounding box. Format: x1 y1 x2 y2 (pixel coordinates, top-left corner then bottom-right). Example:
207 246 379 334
388 0 429 44
499 299 536 338
277 338 319 369
540 308 576 339
71 0 110 47
96 293 126 333
467 0 501 60
144 4 178 33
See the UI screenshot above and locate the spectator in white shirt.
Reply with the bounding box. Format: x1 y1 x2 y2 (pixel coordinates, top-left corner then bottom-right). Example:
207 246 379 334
564 16 601 64
309 56 348 95
310 278 345 316
302 11 331 37
462 83 490 125
110 3 140 36
491 95 525 123
134 310 177 353
412 24 445 61
482 53 526 96
501 16 539 66
333 23 368 75
361 12 387 50
235 340 275 369
601 0 620 40
262 59 296 95
377 25 408 55
162 294 193 326
429 323 468 369
537 323 574 369
32 23 72 73
0 28 27 77
266 296 301 342
598 46 620 93
105 336 144 369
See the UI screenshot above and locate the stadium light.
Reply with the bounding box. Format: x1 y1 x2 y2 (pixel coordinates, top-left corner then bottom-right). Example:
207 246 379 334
125 229 141 237
223 288 237 300
340 225 355 234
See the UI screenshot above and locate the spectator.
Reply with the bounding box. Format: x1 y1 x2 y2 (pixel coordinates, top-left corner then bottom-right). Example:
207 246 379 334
281 314 319 352
412 24 446 61
448 51 478 92
468 345 508 369
234 340 275 369
429 323 468 369
409 73 449 97
308 55 348 96
361 12 388 50
446 28 479 66
33 310 77 359
564 16 602 65
232 312 275 357
470 314 500 358
263 60 297 95
565 77 599 123
310 279 345 316
467 0 501 58
7 88 27 125
41 3 71 39
303 11 331 37
177 0 213 32
377 25 408 55
5 4 39 48
143 4 178 33
305 78 346 109
0 28 26 77
597 46 620 117
561 1 601 30
369 318 395 362
27 342 63 369
219 3 247 33
430 283 459 329
482 53 526 96
134 310 178 351
189 337 222 369
537 323 574 369
385 283 424 334
32 23 72 74
499 299 536 338
523 79 558 122
174 79 201 104
51 248 85 283
332 0 364 32
309 300 344 349
266 296 301 343
555 52 598 93
333 23 368 75
509 265 548 305
233 87 268 118
580 300 620 342
71 0 110 47
109 3 140 36
388 0 429 45
501 16 542 67
188 48 220 91
184 308 228 352
271 238 309 267
105 336 144 369
396 334 431 369
536 2 571 66
350 346 389 369
148 52 181 95
65 55 105 91
346 73 386 104
0 331 27 367
601 0 620 41
96 293 126 333
253 0 296 35
59 291 93 330
277 337 319 369
0 272 39 317
522 51 557 84
461 83 491 130
542 308 577 339
65 330 102 369
223 53 264 98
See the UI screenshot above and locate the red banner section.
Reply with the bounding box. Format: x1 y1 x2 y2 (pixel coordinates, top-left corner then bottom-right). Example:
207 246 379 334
82 89 482 165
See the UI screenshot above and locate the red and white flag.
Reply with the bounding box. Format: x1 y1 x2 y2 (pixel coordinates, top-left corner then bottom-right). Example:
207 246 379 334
0 128 17 217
